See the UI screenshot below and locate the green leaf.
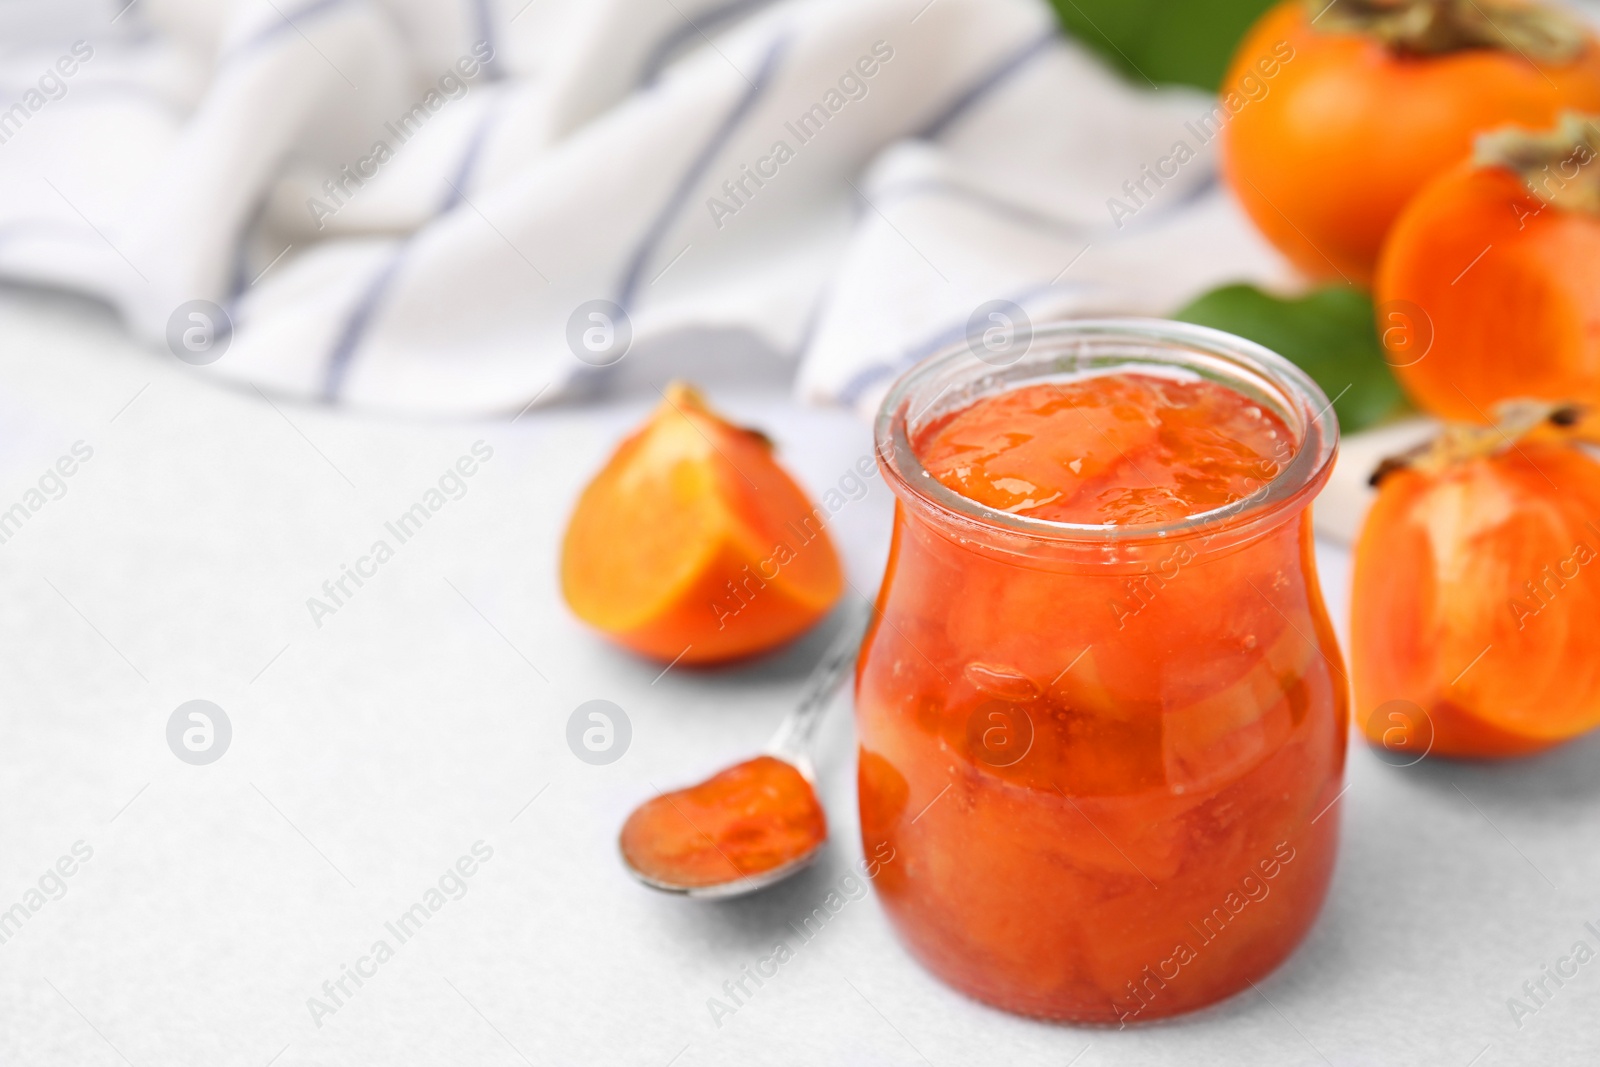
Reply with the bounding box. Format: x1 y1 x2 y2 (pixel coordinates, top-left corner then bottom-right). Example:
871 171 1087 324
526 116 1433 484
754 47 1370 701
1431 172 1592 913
1172 284 1413 434
1049 0 1279 91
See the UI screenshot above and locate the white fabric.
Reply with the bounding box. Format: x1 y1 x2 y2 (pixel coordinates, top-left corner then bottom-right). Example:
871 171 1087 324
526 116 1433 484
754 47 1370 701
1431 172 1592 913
0 0 1291 415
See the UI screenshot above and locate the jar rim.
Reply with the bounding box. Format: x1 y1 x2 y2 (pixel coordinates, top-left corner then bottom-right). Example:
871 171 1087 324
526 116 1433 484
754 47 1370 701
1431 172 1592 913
873 318 1340 547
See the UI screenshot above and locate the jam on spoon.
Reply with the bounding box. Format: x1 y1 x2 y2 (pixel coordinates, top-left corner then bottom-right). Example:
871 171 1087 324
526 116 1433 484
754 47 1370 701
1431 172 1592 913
619 602 869 899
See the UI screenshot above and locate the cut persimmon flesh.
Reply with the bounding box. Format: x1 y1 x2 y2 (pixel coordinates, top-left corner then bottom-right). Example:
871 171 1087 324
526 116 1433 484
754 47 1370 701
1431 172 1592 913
1353 408 1600 756
561 383 843 665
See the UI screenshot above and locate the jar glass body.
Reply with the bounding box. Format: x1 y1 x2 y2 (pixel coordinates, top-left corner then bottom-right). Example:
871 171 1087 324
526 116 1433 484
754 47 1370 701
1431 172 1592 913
855 321 1347 1024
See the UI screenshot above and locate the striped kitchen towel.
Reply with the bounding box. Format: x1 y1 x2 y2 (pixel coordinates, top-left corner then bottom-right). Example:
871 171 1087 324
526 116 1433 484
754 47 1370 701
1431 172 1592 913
0 0 1293 415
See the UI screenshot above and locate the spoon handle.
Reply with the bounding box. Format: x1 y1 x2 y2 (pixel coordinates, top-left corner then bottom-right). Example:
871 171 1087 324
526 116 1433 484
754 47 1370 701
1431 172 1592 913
766 596 874 766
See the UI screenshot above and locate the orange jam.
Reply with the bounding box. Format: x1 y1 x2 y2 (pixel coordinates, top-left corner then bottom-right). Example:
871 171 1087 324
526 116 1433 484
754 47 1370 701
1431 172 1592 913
917 374 1291 524
858 360 1345 1023
619 756 826 889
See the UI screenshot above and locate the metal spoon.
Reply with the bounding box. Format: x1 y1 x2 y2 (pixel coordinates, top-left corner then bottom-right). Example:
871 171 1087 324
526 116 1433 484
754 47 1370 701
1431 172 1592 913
618 600 871 900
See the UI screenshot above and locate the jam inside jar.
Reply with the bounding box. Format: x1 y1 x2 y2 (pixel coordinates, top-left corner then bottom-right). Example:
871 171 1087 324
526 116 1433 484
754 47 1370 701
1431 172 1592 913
856 320 1346 1024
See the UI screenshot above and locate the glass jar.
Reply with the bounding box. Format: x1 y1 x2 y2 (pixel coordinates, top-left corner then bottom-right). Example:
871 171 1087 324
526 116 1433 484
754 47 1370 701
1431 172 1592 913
856 320 1346 1024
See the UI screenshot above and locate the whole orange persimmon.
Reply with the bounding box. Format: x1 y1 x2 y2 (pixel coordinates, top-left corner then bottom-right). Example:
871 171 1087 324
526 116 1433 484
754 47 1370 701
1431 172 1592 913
1223 0 1600 285
1352 404 1600 758
561 383 842 665
1376 115 1600 421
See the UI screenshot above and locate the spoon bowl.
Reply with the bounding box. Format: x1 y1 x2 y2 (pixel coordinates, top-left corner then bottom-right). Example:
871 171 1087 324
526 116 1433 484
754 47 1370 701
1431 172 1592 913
619 755 828 898
618 602 869 900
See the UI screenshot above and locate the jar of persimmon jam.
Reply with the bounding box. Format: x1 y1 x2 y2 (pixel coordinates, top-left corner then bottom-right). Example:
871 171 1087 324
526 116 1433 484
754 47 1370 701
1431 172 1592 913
856 320 1346 1024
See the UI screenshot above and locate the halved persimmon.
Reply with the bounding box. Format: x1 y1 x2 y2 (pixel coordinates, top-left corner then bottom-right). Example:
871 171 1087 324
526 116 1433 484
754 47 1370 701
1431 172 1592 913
1223 0 1600 285
1352 403 1600 758
561 383 842 665
1376 115 1600 420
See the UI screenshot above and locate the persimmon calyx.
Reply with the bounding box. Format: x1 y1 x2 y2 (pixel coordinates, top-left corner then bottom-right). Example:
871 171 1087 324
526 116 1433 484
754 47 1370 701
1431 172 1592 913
1476 112 1600 217
1369 400 1587 486
1312 0 1587 61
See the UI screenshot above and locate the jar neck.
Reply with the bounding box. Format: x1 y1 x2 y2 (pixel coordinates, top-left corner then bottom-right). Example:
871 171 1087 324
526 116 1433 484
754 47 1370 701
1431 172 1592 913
888 480 1319 576
873 320 1339 574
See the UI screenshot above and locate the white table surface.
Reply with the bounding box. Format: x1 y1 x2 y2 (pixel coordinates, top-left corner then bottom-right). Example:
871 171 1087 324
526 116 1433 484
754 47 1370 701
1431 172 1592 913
1 286 1598 1067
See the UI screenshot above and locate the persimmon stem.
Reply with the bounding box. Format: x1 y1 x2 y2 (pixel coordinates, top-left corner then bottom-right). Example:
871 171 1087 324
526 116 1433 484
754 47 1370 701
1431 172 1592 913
1369 401 1587 486
1312 0 1587 61
1476 112 1600 217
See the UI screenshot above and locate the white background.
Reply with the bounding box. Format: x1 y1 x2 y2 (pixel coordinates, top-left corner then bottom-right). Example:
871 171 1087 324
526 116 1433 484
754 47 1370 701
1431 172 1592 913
1 287 1599 1066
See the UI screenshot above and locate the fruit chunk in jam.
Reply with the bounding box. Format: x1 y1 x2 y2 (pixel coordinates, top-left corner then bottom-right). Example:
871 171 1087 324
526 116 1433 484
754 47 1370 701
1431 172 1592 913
916 373 1291 525
857 370 1345 1023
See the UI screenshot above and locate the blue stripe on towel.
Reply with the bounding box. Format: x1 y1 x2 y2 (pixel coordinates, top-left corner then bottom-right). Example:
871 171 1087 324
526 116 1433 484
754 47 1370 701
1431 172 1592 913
223 200 270 312
615 34 788 313
470 0 504 81
638 0 782 88
319 250 406 402
435 101 502 213
914 28 1054 142
225 0 354 63
319 100 504 402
